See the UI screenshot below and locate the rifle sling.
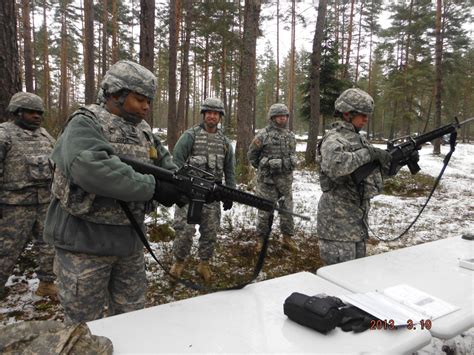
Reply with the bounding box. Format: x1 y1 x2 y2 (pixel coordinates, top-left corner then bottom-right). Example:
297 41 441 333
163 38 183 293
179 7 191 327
119 201 272 292
370 131 458 242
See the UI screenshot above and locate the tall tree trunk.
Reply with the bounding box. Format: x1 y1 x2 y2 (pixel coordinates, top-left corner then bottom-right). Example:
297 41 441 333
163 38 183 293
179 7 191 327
0 0 21 121
204 36 209 99
221 39 228 133
236 0 261 183
101 0 108 77
84 0 95 104
177 0 192 135
433 0 443 154
354 0 364 83
21 0 34 92
275 0 280 102
305 0 328 165
343 0 355 79
288 0 296 130
58 6 69 124
139 0 155 126
167 0 180 151
111 0 118 64
42 1 50 112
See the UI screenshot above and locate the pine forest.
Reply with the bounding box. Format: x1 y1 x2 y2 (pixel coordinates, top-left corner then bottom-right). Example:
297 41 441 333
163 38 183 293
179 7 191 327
1 0 473 177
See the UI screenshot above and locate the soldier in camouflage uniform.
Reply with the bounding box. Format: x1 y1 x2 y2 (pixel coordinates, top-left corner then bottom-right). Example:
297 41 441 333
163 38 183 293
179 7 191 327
0 92 56 299
169 98 236 283
316 88 393 265
43 60 186 323
247 103 298 253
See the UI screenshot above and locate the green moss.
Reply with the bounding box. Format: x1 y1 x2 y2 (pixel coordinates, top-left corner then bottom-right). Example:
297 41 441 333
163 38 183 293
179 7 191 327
383 171 438 197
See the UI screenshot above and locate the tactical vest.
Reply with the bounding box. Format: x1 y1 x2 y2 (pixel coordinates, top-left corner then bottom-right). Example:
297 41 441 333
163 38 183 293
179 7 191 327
318 122 383 200
188 125 226 181
0 122 54 193
51 104 155 225
257 124 297 177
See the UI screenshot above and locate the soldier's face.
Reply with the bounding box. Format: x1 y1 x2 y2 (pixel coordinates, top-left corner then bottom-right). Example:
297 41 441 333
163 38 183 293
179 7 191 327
122 92 151 120
351 113 369 130
20 109 43 128
203 111 221 131
273 115 288 128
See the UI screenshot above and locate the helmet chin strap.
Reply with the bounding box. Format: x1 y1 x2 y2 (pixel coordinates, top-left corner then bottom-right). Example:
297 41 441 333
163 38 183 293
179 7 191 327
344 112 361 133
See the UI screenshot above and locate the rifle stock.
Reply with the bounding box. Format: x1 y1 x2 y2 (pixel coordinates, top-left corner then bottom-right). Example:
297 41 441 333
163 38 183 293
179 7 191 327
119 155 310 223
351 117 473 184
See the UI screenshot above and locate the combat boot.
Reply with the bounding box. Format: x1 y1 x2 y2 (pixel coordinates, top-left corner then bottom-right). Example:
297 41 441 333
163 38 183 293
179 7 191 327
197 261 212 283
282 235 298 252
35 281 58 297
169 261 186 281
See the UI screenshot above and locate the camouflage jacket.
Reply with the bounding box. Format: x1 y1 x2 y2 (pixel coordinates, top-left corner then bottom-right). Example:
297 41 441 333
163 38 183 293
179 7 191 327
317 120 385 201
0 121 55 205
44 104 176 256
316 120 386 242
247 121 297 184
173 124 236 188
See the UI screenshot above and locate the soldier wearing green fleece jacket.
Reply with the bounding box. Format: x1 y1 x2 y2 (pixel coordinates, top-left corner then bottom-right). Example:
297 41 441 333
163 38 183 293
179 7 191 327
44 60 186 324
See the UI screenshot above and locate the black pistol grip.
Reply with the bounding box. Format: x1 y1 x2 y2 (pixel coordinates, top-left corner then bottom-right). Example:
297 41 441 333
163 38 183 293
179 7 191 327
407 160 420 175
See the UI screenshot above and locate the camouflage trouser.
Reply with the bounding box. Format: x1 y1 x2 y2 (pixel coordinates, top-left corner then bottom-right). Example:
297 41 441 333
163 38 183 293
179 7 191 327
255 177 294 238
318 239 366 265
0 204 55 289
55 247 146 324
172 202 221 261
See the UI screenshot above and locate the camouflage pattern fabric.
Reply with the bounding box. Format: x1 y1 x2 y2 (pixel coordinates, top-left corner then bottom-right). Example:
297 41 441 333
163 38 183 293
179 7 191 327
318 239 366 265
248 120 296 238
172 202 221 261
200 97 225 115
6 92 44 113
99 60 157 100
0 321 113 354
334 88 374 115
0 121 55 205
51 104 156 226
0 204 55 289
317 120 383 264
267 103 289 119
55 248 146 324
255 175 295 237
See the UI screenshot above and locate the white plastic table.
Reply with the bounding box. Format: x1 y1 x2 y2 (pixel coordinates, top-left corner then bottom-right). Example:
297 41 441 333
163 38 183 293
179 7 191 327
88 272 431 353
317 236 474 339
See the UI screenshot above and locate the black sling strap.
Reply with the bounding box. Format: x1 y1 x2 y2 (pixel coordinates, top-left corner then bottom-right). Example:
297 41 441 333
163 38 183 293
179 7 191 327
119 201 273 292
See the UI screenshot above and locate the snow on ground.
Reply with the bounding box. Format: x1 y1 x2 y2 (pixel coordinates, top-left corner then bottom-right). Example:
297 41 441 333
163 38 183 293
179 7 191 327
1 139 472 353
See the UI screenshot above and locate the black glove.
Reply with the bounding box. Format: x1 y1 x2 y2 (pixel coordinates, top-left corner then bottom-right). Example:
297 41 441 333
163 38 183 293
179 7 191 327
367 146 392 166
222 200 233 211
339 306 377 333
153 179 188 208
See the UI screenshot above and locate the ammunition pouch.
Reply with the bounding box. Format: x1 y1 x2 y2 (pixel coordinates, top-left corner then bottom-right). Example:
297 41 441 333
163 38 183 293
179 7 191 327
268 158 283 174
284 292 345 334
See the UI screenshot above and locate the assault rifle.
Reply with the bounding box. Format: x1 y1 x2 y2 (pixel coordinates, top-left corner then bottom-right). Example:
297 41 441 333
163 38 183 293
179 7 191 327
119 155 310 224
352 117 474 185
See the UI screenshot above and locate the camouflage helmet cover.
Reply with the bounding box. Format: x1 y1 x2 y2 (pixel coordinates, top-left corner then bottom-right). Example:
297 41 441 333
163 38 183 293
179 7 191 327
268 103 289 120
100 60 157 100
200 97 225 116
334 88 374 115
7 92 44 113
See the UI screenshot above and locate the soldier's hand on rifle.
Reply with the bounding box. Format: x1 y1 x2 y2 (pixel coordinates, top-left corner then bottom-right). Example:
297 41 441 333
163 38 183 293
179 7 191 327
153 179 188 208
367 146 392 166
222 200 233 211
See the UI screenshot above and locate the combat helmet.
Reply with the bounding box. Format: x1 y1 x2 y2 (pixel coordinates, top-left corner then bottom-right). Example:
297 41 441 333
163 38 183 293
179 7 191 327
7 92 44 114
267 103 289 120
100 60 157 100
334 88 374 115
200 97 225 116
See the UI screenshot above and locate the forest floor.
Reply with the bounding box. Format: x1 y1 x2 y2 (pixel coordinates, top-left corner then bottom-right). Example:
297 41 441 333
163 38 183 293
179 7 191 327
0 142 472 354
